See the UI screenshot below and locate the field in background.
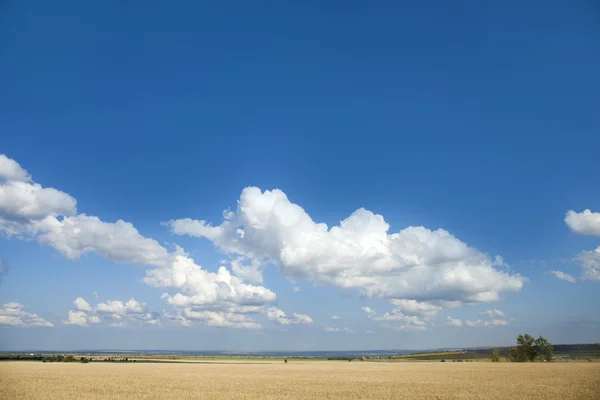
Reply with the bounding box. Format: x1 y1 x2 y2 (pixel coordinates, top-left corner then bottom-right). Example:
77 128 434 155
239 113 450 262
2 361 600 399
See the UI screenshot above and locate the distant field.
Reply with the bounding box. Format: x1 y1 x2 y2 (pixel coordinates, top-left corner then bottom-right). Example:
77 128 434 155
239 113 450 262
2 361 599 399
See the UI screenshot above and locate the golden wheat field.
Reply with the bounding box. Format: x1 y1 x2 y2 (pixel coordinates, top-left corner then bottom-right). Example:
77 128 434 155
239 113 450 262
1 361 599 399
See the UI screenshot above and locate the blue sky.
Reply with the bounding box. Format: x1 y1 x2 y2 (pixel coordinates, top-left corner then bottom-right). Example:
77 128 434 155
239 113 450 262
1 1 599 351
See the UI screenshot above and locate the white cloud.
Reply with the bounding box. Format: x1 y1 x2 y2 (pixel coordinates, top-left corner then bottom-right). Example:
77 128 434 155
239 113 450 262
548 270 577 283
0 154 31 182
361 306 376 317
565 210 600 236
74 297 92 312
564 209 600 281
0 155 76 232
362 306 428 331
447 316 462 327
109 322 126 328
38 214 170 267
65 298 161 327
0 256 7 284
332 315 340 320
182 308 260 329
64 310 99 327
485 319 509 326
343 327 356 333
324 326 340 332
390 299 441 318
480 309 505 318
96 298 148 316
0 156 278 325
266 307 313 325
464 318 509 327
152 261 276 311
165 187 525 309
0 302 54 327
576 247 600 281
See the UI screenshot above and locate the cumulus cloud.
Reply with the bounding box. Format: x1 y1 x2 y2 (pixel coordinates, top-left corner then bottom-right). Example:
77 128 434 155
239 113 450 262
0 302 54 327
480 309 505 318
464 318 509 327
547 270 577 283
0 156 278 325
362 306 427 331
0 154 31 182
64 310 100 327
96 298 148 316
323 326 340 332
565 210 600 236
447 316 462 327
181 309 260 329
74 297 92 312
332 315 340 320
165 187 525 310
390 299 442 318
0 155 76 235
576 247 600 281
564 209 600 281
266 307 313 325
65 298 160 327
485 319 509 326
0 256 7 284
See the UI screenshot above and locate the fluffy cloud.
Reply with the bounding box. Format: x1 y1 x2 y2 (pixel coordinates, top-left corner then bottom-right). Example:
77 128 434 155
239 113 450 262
564 209 600 281
480 309 505 318
390 299 442 318
65 298 160 327
74 297 92 312
548 270 577 283
151 261 276 310
165 187 525 309
565 210 600 236
464 318 509 327
323 326 340 332
64 310 101 327
332 315 340 320
266 307 313 325
96 298 148 316
362 306 427 330
0 302 54 327
182 308 260 329
447 316 462 327
576 247 600 281
0 156 278 324
0 154 31 182
485 319 508 326
0 256 7 284
0 155 76 235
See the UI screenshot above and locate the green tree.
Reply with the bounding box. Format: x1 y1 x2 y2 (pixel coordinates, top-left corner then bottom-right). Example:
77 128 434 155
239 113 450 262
517 334 537 362
508 346 525 362
534 336 553 362
491 349 501 362
64 355 75 362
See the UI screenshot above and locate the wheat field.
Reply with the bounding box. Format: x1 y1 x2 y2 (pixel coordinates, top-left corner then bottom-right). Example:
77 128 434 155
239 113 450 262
1 361 599 399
